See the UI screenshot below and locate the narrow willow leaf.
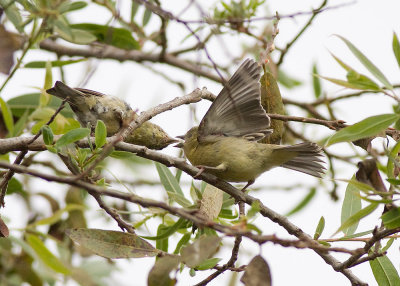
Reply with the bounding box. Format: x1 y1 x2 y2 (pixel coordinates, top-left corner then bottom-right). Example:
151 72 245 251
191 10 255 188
41 125 54 145
392 32 400 69
66 228 160 258
142 218 186 240
382 207 400 229
341 177 362 235
166 191 192 208
12 110 28 137
196 258 222 270
95 120 107 148
71 24 140 50
314 216 325 240
58 1 87 13
24 59 86 68
156 224 169 252
40 61 52 106
334 203 378 236
336 35 393 90
155 162 184 196
0 97 14 134
173 233 191 254
143 8 152 26
326 113 399 146
26 234 70 274
387 138 400 179
31 204 85 226
370 255 400 286
312 63 322 98
0 0 23 32
55 128 90 148
318 75 378 91
285 188 316 216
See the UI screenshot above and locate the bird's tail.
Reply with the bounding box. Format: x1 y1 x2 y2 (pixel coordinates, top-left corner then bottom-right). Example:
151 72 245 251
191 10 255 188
46 81 82 100
277 142 325 178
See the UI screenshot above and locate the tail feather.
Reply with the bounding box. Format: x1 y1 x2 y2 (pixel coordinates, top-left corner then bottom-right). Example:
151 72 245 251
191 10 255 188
279 142 325 178
46 81 84 101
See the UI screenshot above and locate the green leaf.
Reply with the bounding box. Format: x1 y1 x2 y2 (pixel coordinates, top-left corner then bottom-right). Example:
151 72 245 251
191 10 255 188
326 113 399 146
382 207 400 229
387 140 400 179
131 2 140 21
312 63 322 98
12 110 28 137
143 8 152 26
66 228 160 258
6 177 25 195
173 233 191 254
346 70 381 91
54 20 97 45
31 204 85 226
334 203 378 236
155 162 184 197
314 216 325 240
277 69 302 89
142 218 187 240
0 0 23 32
7 93 73 118
247 200 261 218
95 120 107 149
0 97 14 135
26 234 70 274
24 59 87 68
55 128 90 148
41 125 54 145
319 74 380 91
71 24 140 50
341 177 362 235
166 191 192 208
58 1 88 13
196 258 222 270
285 188 316 216
336 35 393 90
40 61 52 106
156 224 169 252
392 32 400 69
370 255 400 286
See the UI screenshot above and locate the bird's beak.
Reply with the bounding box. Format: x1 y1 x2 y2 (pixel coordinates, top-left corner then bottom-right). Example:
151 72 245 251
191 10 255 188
174 142 184 148
174 135 185 148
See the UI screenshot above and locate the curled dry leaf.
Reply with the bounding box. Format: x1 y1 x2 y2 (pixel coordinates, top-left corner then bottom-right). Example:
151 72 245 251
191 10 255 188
198 184 223 221
148 255 181 286
180 235 221 268
66 228 160 259
0 216 9 237
241 255 272 286
0 24 21 74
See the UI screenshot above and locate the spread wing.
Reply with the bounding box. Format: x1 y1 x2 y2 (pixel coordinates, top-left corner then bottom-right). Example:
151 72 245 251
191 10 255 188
198 59 271 142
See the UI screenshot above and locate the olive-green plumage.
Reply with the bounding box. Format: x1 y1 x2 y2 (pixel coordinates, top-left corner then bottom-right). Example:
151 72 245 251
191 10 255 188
47 81 176 150
179 59 325 186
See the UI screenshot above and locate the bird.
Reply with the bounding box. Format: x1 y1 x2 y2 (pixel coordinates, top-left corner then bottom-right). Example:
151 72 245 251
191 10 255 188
177 59 325 190
46 81 177 150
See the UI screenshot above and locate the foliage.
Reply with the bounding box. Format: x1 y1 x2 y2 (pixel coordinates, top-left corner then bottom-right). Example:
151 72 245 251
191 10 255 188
0 1 399 286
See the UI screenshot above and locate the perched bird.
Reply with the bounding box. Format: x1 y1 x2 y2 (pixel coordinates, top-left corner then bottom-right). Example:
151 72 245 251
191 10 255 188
47 81 177 150
177 59 325 189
